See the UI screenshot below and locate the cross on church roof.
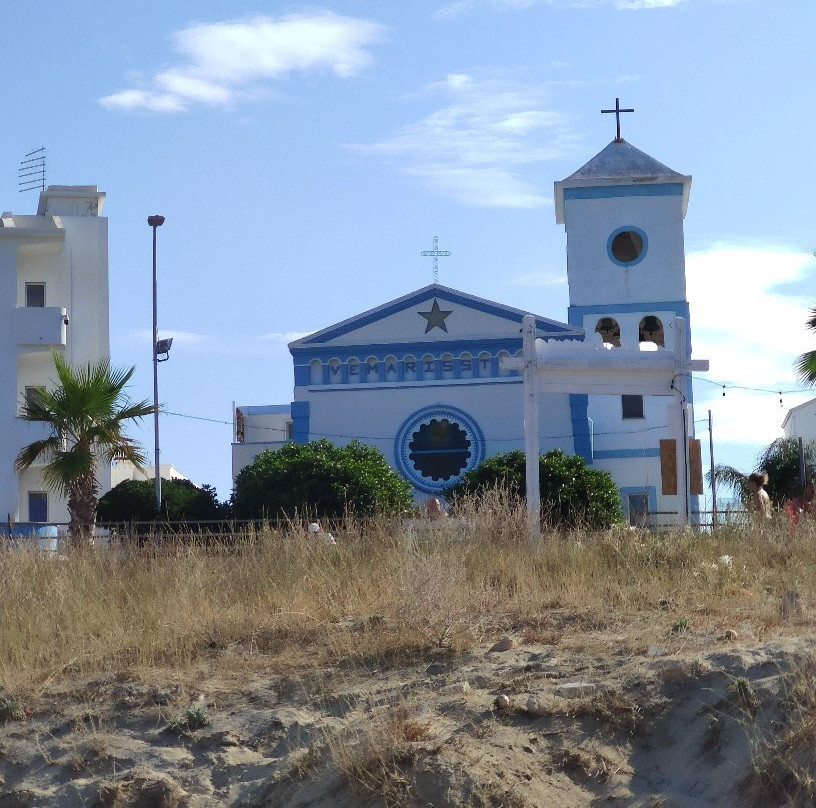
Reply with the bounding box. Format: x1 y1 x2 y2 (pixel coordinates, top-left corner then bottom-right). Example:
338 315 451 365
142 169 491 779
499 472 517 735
420 236 451 283
601 97 634 141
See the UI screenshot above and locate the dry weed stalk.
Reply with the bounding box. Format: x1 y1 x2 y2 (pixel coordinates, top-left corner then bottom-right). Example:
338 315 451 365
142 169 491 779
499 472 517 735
327 702 433 804
748 653 816 806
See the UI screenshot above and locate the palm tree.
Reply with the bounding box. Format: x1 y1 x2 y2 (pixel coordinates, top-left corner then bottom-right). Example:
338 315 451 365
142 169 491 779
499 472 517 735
15 353 153 544
795 305 816 386
710 437 816 509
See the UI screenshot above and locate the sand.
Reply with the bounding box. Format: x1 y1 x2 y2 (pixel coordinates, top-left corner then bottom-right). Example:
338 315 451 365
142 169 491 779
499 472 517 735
1 624 814 807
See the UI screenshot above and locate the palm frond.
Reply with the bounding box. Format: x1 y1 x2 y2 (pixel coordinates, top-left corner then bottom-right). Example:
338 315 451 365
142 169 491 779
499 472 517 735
16 352 152 531
709 464 749 503
795 349 816 386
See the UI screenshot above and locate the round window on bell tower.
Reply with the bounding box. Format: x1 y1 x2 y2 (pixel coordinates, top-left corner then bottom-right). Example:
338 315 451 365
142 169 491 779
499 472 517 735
608 226 648 267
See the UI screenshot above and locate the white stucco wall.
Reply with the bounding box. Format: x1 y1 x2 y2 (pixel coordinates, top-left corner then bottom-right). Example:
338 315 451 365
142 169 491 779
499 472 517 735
564 194 687 308
783 399 816 443
1 186 109 524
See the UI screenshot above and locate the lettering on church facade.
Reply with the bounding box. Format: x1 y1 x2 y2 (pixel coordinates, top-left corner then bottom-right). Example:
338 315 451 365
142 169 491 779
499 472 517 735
301 349 520 389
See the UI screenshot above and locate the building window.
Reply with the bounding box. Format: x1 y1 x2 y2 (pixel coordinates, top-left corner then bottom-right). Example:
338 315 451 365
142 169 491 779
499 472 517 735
28 492 48 523
394 405 485 493
309 359 322 385
628 493 649 527
23 386 46 414
459 352 473 379
622 394 644 419
608 226 648 267
639 315 665 347
409 419 471 482
596 317 621 347
25 283 46 307
347 357 360 381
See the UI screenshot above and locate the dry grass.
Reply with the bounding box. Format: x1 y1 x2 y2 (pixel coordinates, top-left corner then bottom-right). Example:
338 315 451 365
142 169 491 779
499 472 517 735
326 701 435 805
748 655 816 806
0 499 815 694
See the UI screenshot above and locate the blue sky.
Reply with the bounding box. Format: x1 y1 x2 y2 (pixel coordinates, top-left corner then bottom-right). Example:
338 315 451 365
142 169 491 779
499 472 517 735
3 0 815 501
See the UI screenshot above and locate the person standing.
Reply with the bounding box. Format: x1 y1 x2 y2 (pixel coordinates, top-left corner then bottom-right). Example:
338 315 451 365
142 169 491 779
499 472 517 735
746 472 772 520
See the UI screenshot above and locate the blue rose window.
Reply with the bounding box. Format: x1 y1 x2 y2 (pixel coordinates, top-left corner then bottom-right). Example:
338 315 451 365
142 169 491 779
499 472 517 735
408 418 471 481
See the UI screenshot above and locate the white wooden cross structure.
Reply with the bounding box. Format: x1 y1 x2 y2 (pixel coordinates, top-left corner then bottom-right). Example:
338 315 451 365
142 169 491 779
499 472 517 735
503 314 709 539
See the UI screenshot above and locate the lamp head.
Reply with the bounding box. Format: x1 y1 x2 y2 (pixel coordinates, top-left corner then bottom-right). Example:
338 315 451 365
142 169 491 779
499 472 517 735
147 215 165 228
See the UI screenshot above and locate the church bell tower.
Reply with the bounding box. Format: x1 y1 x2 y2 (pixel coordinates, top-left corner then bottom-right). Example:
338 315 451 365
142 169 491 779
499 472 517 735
554 115 692 351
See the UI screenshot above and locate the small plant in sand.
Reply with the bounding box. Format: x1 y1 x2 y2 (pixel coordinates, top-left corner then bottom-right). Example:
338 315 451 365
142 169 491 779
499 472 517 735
328 703 433 802
0 696 27 721
730 675 759 717
167 704 210 734
671 617 691 634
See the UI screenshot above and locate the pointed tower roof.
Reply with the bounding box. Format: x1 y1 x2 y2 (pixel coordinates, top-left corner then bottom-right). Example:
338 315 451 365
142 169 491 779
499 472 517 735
554 139 691 223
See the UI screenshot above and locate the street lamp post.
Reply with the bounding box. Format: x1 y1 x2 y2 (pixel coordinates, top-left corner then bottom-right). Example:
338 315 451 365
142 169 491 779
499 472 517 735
147 215 165 515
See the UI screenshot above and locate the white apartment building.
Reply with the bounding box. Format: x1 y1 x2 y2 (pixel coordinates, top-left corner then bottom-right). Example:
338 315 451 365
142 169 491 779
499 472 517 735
1 186 109 525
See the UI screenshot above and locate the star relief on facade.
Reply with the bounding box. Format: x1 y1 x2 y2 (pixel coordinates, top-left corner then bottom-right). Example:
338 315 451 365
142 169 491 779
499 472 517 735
418 299 453 333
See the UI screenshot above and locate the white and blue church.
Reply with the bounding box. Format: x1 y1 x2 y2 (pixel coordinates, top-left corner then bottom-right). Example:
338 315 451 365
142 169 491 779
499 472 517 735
232 129 706 526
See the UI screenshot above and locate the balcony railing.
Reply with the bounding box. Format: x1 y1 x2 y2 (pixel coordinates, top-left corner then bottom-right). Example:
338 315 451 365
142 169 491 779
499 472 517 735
14 306 67 349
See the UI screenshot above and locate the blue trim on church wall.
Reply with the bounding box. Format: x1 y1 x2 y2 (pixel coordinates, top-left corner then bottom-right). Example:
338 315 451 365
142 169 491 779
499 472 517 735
291 335 555 361
305 378 523 394
291 337 544 387
293 291 576 345
567 300 690 327
594 448 660 459
240 404 291 415
564 183 684 201
570 394 592 462
291 401 310 443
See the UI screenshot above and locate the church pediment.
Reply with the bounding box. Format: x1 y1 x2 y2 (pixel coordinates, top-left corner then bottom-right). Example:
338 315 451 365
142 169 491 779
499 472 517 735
289 284 579 352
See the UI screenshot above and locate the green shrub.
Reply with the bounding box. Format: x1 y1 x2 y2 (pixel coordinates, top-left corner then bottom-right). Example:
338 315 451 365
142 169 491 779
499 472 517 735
232 439 413 520
444 449 622 529
97 478 224 522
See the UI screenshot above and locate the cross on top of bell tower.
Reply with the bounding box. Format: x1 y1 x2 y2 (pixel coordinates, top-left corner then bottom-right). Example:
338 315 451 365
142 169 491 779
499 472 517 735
601 97 634 141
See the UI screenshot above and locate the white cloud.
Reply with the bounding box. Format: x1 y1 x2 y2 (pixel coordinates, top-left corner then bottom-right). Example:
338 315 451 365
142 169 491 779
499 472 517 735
353 74 574 208
511 271 568 286
100 12 387 113
435 0 537 19
435 0 690 16
101 89 186 113
616 0 687 8
687 243 816 446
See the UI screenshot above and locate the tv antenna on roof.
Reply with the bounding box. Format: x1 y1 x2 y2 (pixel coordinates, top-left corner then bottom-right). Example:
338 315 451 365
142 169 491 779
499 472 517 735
19 147 46 193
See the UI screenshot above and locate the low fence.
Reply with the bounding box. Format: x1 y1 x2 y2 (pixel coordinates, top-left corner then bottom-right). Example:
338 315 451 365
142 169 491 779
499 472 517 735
1 509 757 551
